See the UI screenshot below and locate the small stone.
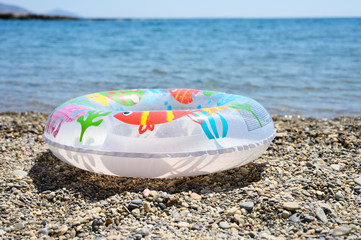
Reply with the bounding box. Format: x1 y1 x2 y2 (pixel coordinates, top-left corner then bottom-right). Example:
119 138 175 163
91 207 102 215
159 203 166 210
316 190 324 198
181 202 189 208
96 237 107 240
132 208 140 217
166 197 178 207
38 228 48 236
105 217 113 225
230 227 238 235
178 222 189 228
240 167 249 175
46 192 56 200
136 228 150 237
13 223 25 231
12 170 28 178
0 229 6 235
106 236 118 240
287 146 295 152
283 202 300 211
315 207 328 223
354 177 361 185
70 229 76 238
318 202 332 211
154 194 163 203
239 201 254 210
190 192 201 200
259 231 270 239
58 225 68 236
149 191 157 197
331 226 350 236
142 189 150 198
190 222 202 230
289 213 300 222
234 214 244 226
330 164 340 171
132 199 142 205
128 199 143 210
219 221 229 229
304 215 315 222
143 202 152 213
218 233 228 239
191 204 199 209
134 234 142 240
282 210 291 218
335 191 344 200
226 207 238 216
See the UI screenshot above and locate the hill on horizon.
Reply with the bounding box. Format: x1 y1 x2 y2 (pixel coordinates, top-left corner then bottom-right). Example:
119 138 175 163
46 9 79 18
0 2 79 17
0 2 31 14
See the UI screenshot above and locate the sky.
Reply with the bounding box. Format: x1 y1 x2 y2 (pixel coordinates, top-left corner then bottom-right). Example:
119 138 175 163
2 0 361 18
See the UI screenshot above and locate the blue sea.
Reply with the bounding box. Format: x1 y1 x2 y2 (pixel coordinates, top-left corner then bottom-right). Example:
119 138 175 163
0 18 360 117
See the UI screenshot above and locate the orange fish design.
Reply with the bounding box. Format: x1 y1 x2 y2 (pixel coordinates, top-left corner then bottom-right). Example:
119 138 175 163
169 89 202 104
113 106 228 134
114 110 202 134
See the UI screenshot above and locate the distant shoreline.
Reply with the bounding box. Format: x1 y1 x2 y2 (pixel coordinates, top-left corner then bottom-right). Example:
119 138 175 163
0 13 360 21
0 12 78 20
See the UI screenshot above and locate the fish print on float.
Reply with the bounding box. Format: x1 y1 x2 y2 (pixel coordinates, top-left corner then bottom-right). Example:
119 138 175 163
113 106 228 135
169 89 202 104
113 110 202 134
89 89 144 107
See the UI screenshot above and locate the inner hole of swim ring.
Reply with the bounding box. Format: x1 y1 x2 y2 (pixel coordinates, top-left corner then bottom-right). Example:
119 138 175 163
100 91 223 111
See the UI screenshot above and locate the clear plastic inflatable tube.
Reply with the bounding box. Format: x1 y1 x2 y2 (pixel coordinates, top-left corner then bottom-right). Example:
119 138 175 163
44 89 276 178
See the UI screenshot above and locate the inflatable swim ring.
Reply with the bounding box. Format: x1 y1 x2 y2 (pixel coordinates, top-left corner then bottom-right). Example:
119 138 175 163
44 89 276 178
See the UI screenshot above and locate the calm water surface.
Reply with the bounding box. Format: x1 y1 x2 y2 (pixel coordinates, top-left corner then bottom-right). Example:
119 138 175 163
0 18 360 117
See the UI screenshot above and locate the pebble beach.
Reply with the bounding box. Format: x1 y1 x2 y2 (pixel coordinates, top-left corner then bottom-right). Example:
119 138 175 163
0 112 360 239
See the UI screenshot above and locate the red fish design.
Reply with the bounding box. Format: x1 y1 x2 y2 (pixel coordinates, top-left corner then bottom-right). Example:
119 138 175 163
169 89 202 104
113 106 229 134
114 110 202 134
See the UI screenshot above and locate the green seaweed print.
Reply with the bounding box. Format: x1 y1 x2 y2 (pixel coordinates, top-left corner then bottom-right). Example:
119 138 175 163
229 103 262 127
77 110 112 142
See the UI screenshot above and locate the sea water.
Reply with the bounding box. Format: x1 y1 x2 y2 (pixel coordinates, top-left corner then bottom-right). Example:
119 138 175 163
0 18 360 117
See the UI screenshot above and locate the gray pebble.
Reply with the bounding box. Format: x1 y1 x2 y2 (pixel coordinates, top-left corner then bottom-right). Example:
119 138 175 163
289 213 300 222
191 222 202 230
259 231 270 239
330 164 340 171
128 199 143 210
282 210 291 218
315 207 328 223
13 223 24 231
94 238 106 240
136 228 150 237
239 201 254 210
12 170 28 178
331 226 350 236
335 191 344 200
46 192 56 200
354 177 361 185
304 215 315 222
134 234 142 240
218 233 228 239
131 199 143 205
0 229 6 235
159 203 166 210
38 228 48 236
219 221 229 229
